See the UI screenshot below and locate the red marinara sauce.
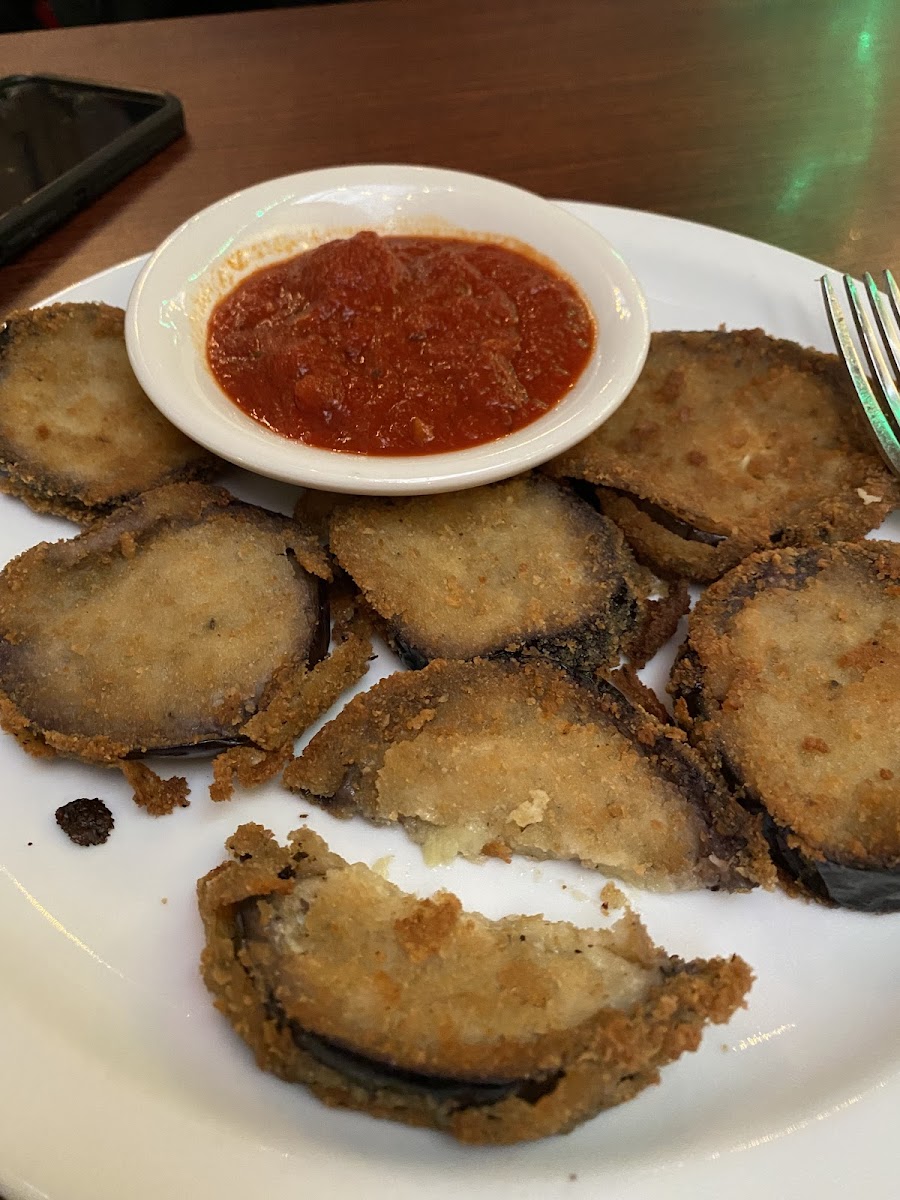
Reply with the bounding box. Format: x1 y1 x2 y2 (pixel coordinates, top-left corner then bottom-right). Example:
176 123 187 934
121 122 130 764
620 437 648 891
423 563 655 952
206 231 595 455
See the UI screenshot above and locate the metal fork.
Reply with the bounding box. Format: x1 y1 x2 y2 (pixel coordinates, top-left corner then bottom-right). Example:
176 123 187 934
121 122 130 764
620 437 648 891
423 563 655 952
822 270 900 477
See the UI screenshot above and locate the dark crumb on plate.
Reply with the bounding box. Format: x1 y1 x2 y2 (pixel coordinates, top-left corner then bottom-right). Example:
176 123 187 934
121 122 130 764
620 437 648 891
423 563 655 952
55 797 114 846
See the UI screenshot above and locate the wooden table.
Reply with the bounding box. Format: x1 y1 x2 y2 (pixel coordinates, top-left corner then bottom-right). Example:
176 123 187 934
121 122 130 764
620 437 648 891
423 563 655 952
2 0 900 313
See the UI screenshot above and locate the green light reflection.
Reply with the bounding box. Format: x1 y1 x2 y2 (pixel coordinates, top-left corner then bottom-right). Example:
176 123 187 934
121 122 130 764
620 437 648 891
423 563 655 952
776 1 884 217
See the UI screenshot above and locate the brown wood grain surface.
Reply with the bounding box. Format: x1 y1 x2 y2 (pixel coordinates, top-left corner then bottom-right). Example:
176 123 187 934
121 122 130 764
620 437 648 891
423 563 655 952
1 0 899 313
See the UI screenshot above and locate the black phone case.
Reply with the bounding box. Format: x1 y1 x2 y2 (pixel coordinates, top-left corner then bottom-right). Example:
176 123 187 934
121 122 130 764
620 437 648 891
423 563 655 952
0 74 184 267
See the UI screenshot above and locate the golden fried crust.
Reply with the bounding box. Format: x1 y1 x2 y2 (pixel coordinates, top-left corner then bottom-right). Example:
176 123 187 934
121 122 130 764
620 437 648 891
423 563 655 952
670 541 900 877
328 475 676 678
121 761 190 816
545 329 900 581
0 303 220 521
284 658 774 891
209 593 375 803
595 488 741 582
622 572 690 667
0 482 371 806
197 824 752 1144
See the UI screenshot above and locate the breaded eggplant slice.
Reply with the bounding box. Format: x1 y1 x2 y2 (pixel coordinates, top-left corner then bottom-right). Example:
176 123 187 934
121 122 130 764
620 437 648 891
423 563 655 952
328 475 684 679
284 659 773 891
545 329 900 581
670 541 900 911
0 482 371 807
198 823 752 1144
0 303 219 521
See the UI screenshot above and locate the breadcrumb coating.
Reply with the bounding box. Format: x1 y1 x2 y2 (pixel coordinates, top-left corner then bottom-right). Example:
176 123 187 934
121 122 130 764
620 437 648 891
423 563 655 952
0 303 219 521
546 329 900 580
285 658 773 891
0 482 371 807
671 540 900 908
197 823 753 1143
329 475 681 679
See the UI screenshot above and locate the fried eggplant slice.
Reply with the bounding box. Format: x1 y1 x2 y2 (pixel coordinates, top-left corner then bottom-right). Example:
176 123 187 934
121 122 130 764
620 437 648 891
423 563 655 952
198 823 752 1144
0 482 371 806
284 659 773 891
328 475 679 680
0 303 219 521
545 329 900 581
670 541 900 910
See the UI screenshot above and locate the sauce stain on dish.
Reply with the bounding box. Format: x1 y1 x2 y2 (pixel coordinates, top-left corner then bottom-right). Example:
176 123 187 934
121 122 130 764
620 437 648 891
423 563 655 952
206 231 595 455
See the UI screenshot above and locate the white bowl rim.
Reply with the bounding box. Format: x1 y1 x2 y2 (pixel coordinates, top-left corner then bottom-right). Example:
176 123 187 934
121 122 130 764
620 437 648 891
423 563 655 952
125 163 649 494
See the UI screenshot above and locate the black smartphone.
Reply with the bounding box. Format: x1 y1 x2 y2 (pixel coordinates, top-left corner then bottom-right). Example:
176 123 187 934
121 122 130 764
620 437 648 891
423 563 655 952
0 73 184 266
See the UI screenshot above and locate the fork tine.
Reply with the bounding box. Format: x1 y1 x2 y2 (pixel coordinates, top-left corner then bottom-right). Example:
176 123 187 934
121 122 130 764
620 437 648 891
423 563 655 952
885 268 900 350
861 272 900 428
845 275 900 432
868 274 900 381
821 275 900 477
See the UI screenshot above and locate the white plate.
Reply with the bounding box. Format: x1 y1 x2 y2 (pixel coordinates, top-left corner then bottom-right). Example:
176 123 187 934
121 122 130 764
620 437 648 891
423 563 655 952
1 203 898 1200
125 166 649 494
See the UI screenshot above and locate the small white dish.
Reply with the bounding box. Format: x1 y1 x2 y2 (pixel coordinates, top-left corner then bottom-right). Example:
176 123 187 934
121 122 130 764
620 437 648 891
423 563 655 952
125 164 649 494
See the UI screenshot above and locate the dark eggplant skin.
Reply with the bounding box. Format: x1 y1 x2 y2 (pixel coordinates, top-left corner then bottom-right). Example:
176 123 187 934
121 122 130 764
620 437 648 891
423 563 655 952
620 493 727 548
283 1007 559 1108
584 674 762 887
232 903 560 1110
390 582 639 686
578 482 734 549
671 541 900 914
306 576 331 668
124 739 245 759
390 634 428 671
761 813 900 913
674 641 900 911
